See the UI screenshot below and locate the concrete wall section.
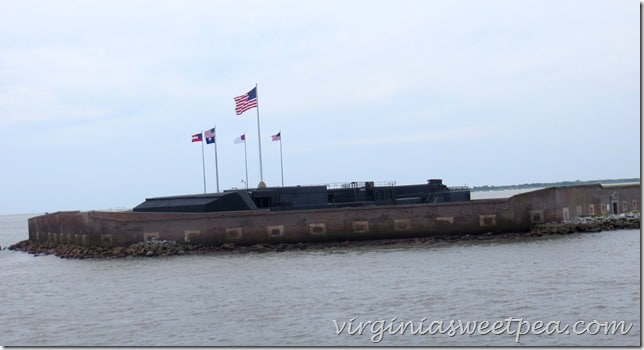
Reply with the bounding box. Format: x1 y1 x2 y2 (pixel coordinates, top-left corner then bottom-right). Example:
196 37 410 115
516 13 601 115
600 184 640 216
507 184 640 223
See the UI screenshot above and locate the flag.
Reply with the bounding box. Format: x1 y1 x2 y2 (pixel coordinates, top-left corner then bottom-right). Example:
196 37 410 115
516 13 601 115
234 133 246 144
205 128 216 144
234 87 258 115
192 133 203 142
271 132 281 141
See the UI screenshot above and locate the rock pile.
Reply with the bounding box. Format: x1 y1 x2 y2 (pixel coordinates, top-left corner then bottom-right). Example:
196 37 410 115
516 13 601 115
8 237 310 259
8 238 208 259
530 212 640 236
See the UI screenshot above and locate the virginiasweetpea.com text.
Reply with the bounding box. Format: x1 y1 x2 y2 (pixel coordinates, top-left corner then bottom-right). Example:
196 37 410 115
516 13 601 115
332 317 634 343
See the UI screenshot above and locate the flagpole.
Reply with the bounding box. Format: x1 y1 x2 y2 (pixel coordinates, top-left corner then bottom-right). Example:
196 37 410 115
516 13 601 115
201 130 206 194
255 83 264 185
243 135 249 190
279 130 284 187
213 126 220 193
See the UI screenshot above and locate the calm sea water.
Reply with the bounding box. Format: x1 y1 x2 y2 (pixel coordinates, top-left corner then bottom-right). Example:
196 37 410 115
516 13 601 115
0 190 640 346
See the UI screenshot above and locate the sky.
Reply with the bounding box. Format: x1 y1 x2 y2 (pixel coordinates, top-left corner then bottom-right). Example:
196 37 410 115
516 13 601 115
0 0 640 214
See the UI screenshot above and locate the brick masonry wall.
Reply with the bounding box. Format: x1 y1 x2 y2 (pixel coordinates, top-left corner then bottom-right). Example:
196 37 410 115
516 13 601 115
28 184 641 247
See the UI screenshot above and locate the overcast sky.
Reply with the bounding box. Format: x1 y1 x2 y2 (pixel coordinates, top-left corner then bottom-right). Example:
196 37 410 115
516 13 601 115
0 0 639 214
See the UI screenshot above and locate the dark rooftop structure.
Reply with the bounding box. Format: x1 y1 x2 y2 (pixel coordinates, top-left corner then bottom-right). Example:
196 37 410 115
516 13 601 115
133 179 470 213
133 191 257 213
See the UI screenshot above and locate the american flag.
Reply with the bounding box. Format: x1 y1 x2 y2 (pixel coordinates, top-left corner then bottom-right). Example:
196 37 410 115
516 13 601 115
234 87 258 115
271 132 281 141
205 128 216 144
191 133 203 142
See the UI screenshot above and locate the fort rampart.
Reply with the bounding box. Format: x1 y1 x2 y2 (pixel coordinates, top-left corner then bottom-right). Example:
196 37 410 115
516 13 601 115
27 184 640 248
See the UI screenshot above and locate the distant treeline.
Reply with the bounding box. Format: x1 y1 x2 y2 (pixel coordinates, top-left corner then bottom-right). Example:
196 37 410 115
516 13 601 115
471 178 640 192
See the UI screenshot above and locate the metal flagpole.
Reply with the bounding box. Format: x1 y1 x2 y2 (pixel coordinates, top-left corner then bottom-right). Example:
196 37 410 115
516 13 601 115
213 126 220 193
279 130 284 187
243 135 249 190
201 130 206 194
255 83 264 184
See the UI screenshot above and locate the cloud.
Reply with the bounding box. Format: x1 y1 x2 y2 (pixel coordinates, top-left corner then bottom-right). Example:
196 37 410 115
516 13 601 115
0 0 638 214
0 45 138 126
290 125 495 154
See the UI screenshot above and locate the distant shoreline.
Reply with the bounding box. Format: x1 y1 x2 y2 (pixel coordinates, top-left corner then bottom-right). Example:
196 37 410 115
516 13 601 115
470 178 640 192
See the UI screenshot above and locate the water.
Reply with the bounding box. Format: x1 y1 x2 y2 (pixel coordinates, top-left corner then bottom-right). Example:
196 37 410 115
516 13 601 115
0 210 640 346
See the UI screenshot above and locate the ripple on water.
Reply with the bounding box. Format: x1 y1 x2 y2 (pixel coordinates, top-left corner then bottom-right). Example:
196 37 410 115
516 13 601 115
0 224 639 346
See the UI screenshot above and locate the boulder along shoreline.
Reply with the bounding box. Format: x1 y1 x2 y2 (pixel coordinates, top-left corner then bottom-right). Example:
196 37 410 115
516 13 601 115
8 212 640 259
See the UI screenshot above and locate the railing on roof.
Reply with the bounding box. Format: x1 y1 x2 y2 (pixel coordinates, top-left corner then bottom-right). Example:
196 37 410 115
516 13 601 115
448 186 470 191
325 181 396 189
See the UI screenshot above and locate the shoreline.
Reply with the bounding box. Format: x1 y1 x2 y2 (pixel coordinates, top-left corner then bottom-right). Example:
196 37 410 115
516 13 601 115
8 212 639 259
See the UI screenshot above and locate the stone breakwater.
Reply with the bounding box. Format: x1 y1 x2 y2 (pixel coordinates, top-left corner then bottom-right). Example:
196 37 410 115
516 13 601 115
9 212 639 259
8 239 312 259
529 212 640 235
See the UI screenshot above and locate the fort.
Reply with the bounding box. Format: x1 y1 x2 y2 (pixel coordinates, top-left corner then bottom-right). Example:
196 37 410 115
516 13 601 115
23 182 640 251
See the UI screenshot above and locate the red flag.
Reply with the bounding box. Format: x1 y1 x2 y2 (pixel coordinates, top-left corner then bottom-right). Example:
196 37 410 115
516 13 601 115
192 133 203 142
